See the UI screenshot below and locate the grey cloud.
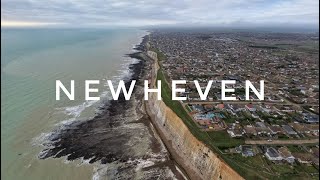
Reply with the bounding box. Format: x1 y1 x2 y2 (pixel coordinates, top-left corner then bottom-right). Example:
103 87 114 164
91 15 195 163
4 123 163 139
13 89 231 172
1 0 319 27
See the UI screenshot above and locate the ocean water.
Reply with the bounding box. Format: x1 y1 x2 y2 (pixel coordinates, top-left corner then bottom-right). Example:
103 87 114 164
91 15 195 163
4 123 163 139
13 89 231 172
1 28 159 180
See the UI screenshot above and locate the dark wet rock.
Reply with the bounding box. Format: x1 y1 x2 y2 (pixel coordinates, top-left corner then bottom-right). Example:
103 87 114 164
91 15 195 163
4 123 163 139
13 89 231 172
38 35 152 164
37 35 186 179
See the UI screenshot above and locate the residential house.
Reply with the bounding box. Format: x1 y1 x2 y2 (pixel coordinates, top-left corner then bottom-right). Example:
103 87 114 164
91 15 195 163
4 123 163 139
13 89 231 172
265 147 282 161
227 128 244 137
305 124 319 135
260 104 273 114
245 104 256 112
227 124 244 137
238 145 255 157
243 125 257 136
289 123 310 134
303 114 319 123
292 153 312 164
282 125 297 135
255 122 270 134
268 125 283 135
278 147 295 163
251 112 260 118
192 105 204 112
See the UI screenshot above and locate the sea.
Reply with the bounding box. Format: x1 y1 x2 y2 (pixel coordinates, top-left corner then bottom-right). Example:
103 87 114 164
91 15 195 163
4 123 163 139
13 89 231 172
1 28 182 180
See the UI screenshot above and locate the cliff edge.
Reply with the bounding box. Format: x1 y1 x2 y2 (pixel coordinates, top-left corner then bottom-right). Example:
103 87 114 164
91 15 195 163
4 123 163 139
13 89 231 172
145 50 244 180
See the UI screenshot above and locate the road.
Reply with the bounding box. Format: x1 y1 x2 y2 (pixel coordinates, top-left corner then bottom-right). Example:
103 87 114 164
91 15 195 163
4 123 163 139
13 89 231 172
245 138 319 145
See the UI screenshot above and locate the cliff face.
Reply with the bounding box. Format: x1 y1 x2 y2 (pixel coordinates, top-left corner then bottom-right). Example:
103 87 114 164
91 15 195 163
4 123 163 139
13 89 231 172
146 93 244 180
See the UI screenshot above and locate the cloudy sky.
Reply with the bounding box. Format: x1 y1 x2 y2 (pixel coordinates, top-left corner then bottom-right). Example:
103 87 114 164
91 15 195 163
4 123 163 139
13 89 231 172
1 0 319 27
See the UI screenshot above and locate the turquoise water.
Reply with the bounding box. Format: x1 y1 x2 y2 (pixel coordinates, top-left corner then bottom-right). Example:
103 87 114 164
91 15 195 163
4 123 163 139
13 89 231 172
1 28 147 180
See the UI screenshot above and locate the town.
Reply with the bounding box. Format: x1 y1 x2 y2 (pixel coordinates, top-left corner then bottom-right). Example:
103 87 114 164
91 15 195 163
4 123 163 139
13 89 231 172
146 30 319 179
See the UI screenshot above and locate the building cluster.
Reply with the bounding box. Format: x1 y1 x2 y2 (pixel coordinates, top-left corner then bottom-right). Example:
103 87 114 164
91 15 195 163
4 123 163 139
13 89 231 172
229 144 319 166
149 30 319 133
187 103 319 137
149 31 319 106
149 30 319 172
187 104 227 130
263 145 318 165
224 104 319 138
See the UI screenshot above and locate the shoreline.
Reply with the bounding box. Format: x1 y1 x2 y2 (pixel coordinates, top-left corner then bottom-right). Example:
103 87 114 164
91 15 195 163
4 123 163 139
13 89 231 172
129 36 192 179
139 45 199 180
38 36 150 162
38 34 189 179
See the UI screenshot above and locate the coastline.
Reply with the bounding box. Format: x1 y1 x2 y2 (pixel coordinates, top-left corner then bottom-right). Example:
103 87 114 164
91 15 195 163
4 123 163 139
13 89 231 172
128 37 192 180
142 39 244 179
129 35 191 179
3 28 159 180
139 46 199 180
38 34 187 179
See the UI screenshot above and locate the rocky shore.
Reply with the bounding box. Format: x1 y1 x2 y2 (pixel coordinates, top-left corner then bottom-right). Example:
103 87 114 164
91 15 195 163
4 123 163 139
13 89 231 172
38 35 187 179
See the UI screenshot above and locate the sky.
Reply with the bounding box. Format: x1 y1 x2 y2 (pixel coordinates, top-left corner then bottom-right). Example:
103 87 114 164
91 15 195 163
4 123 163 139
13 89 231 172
1 0 319 28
